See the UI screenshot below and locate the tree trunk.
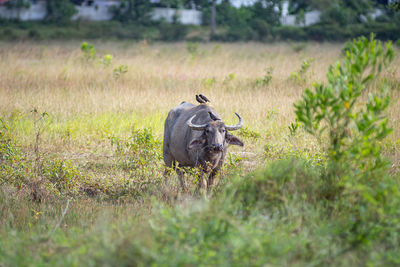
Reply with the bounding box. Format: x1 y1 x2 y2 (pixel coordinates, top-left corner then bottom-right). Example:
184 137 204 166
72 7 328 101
210 0 216 37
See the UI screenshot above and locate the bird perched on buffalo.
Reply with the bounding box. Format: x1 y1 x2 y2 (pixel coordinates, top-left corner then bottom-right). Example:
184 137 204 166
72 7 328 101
208 111 221 121
196 94 210 104
199 94 210 103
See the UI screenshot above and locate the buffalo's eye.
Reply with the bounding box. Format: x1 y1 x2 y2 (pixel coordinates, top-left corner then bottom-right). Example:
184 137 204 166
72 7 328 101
205 129 210 133
221 129 226 133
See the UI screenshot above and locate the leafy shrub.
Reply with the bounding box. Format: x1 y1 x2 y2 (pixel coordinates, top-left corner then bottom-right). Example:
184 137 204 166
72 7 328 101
186 41 198 56
111 0 152 24
237 126 261 139
288 121 299 136
391 1 400 11
0 118 27 188
294 34 396 245
289 58 313 84
250 18 271 41
0 28 18 41
274 26 306 41
101 54 113 67
113 64 128 79
111 127 162 173
254 67 273 87
158 23 187 41
81 42 97 61
41 159 85 196
223 73 235 83
290 42 307 53
201 77 217 88
45 0 77 24
295 34 393 171
27 29 42 40
225 158 321 215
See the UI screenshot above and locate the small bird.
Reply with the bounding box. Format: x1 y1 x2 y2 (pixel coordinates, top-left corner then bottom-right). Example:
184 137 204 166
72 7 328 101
208 112 221 121
196 94 206 104
199 94 210 103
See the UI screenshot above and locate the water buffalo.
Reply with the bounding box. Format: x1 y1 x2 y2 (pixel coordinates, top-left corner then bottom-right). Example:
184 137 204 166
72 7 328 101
163 100 244 189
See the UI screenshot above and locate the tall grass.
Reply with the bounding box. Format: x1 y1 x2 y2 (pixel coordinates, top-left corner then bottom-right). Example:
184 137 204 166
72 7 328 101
0 41 399 266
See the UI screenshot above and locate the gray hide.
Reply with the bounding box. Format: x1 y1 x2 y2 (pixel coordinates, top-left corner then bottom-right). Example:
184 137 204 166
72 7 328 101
163 102 244 188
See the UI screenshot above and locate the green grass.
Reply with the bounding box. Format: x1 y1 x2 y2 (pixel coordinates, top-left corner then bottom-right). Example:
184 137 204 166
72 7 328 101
1 40 400 266
2 159 400 266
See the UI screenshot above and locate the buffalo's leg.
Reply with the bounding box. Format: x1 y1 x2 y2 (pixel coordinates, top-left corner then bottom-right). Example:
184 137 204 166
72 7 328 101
194 172 208 197
163 152 176 185
176 165 187 190
207 168 220 190
200 174 207 189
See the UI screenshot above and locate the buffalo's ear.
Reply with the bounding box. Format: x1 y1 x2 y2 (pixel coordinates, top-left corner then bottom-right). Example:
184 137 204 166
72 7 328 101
188 137 206 149
226 134 244 146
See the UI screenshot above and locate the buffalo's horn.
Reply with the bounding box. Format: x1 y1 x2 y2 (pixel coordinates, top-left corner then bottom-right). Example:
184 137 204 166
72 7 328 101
187 115 208 131
225 113 244 131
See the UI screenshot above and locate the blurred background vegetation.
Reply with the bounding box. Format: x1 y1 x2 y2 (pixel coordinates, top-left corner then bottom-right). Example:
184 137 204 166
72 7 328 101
1 0 400 42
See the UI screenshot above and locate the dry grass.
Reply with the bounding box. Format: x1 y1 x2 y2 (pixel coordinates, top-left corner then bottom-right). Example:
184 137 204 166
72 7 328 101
0 41 399 173
1 40 400 266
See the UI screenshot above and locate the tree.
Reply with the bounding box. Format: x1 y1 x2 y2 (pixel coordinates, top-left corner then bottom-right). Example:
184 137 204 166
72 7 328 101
250 0 282 26
390 0 400 11
112 0 152 24
211 0 216 36
46 0 77 24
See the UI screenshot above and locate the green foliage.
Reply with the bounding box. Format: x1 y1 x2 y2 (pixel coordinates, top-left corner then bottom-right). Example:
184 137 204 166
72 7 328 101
158 23 188 41
237 126 261 139
5 0 30 9
41 159 84 196
101 54 113 67
186 41 199 56
113 64 129 79
111 127 162 173
112 0 152 24
288 121 299 136
201 77 217 88
294 34 396 243
295 34 394 166
0 118 26 188
289 58 313 83
0 117 85 197
45 0 77 24
290 41 307 53
391 1 400 11
80 42 97 61
81 42 115 69
255 67 273 87
250 18 271 40
223 73 235 83
275 26 307 41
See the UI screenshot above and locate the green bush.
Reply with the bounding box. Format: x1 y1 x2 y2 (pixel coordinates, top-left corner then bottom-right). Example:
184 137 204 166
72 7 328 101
80 41 97 61
274 26 307 41
224 158 321 216
250 18 271 41
158 23 187 41
294 34 398 247
254 67 273 87
0 118 27 188
45 0 77 24
41 159 84 196
27 29 42 40
111 127 162 173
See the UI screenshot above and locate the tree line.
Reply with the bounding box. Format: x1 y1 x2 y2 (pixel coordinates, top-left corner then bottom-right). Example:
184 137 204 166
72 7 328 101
2 0 400 41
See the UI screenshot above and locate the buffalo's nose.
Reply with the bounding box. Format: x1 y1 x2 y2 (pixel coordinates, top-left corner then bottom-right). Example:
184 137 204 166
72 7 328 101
212 144 223 151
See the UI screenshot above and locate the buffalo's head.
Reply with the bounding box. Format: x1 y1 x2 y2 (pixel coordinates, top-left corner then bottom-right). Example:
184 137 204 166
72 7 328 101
187 112 244 152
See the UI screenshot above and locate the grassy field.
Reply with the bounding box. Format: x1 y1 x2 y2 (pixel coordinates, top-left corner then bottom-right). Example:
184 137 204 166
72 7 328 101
1 40 400 266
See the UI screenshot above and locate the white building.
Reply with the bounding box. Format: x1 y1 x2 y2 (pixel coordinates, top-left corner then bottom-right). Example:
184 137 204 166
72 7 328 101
0 0 203 25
